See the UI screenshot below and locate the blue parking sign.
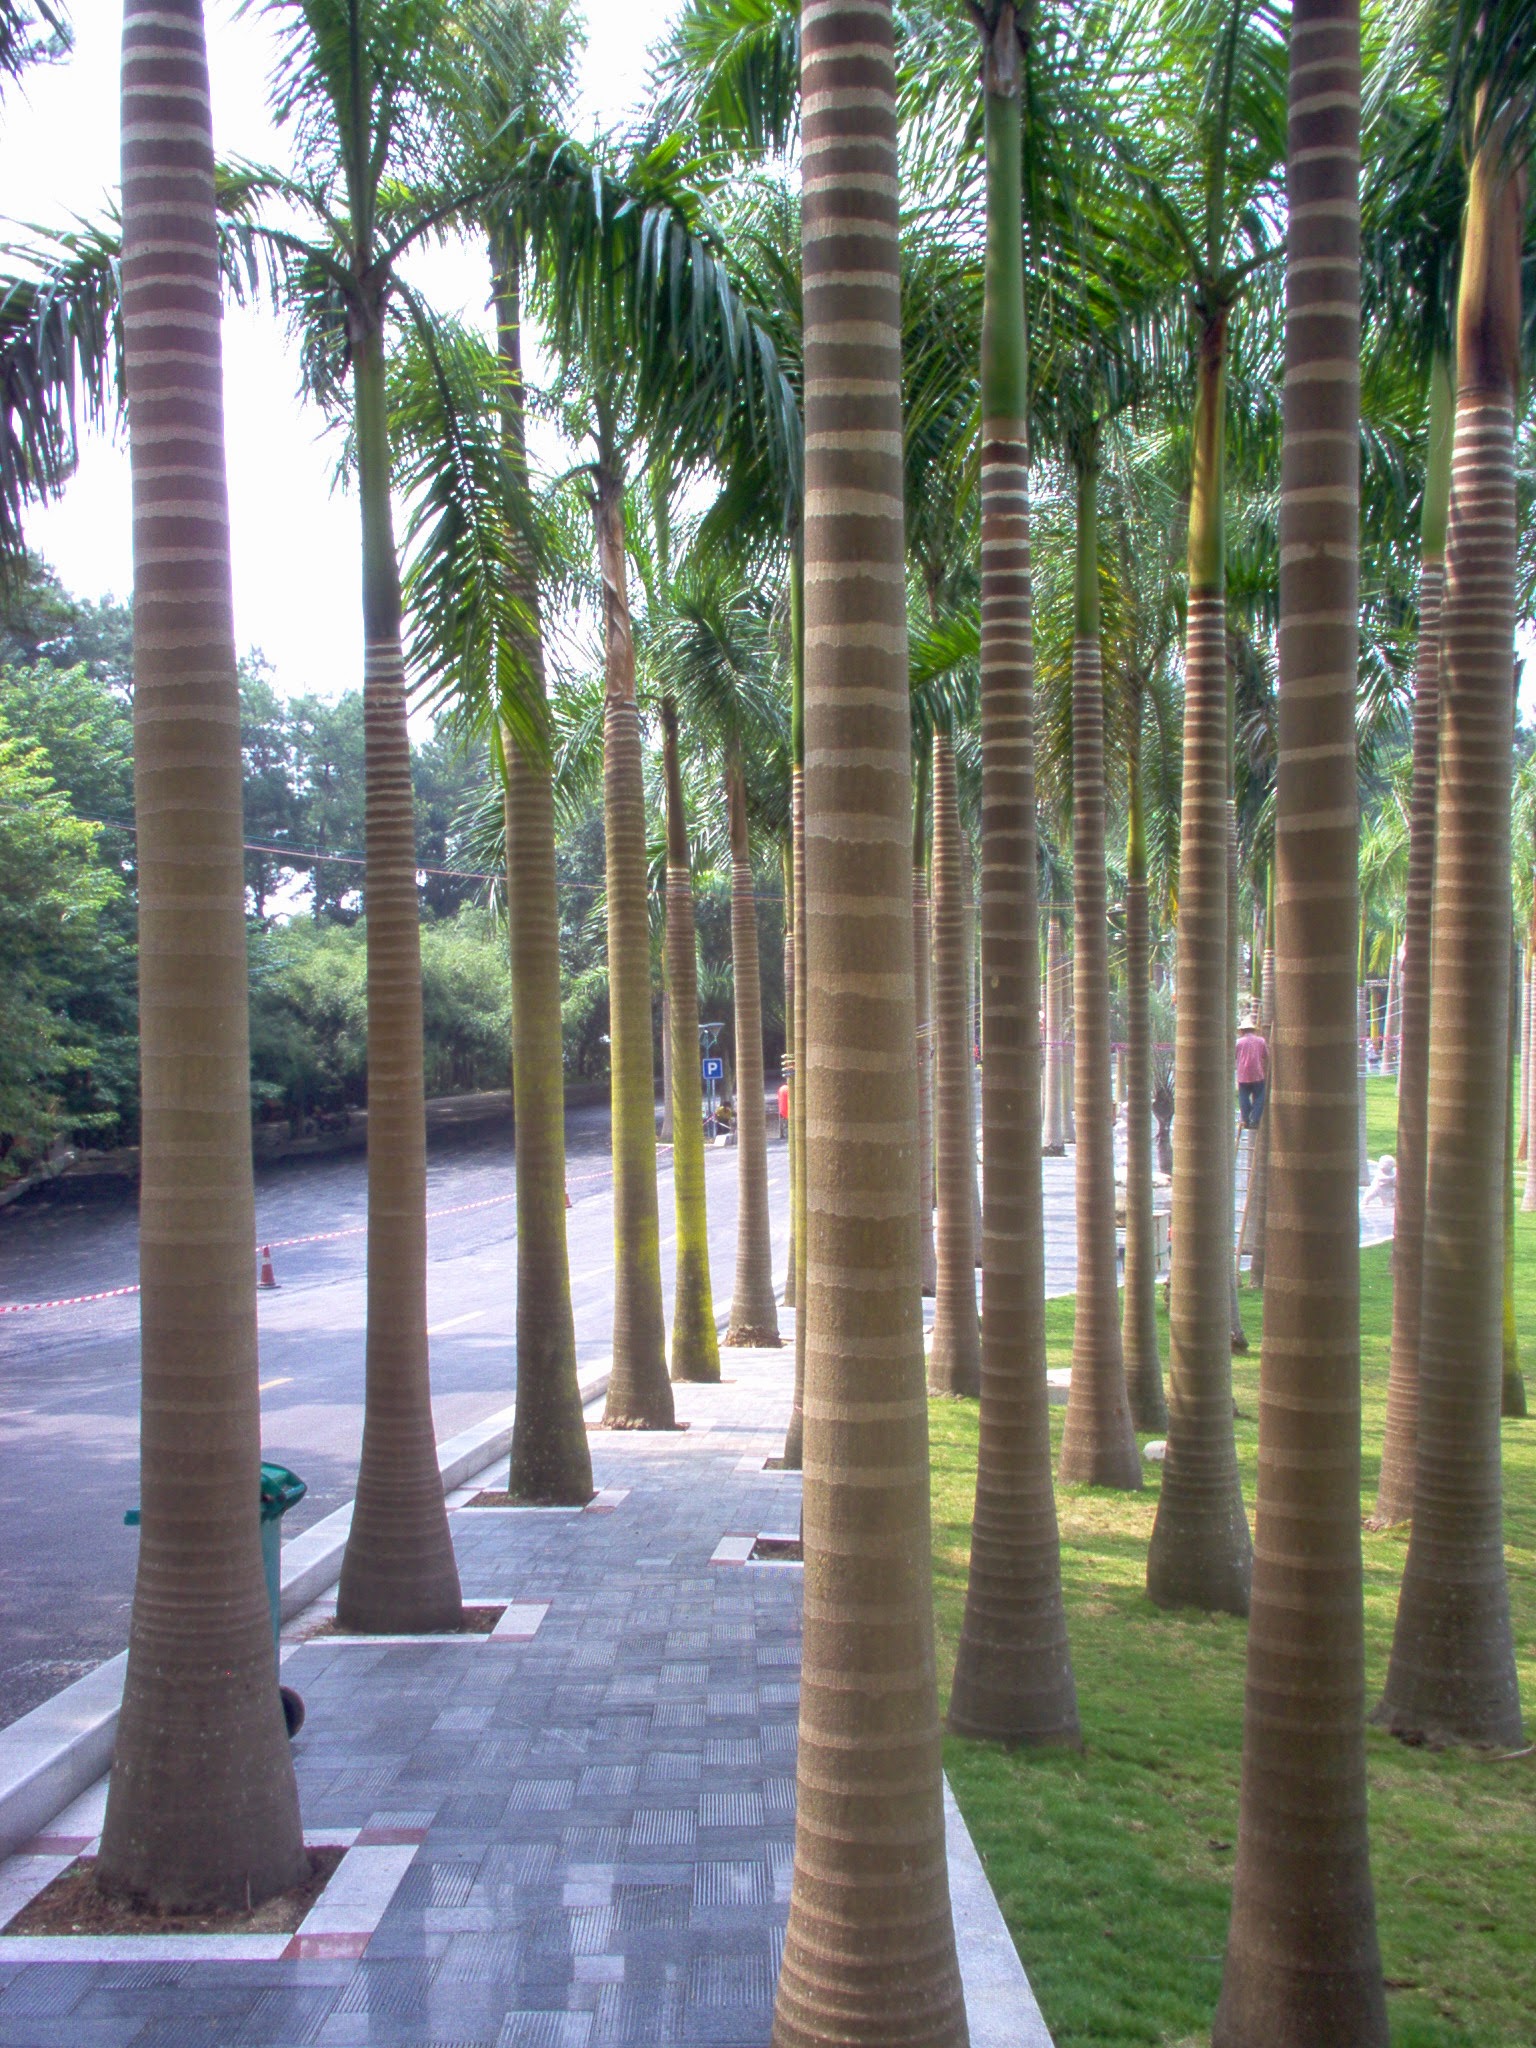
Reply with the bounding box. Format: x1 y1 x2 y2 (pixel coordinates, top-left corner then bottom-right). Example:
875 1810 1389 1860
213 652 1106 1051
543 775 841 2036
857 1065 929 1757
701 1057 724 1081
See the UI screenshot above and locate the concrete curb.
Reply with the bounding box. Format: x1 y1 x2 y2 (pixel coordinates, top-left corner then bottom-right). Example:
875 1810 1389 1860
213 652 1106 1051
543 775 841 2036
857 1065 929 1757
945 1778 1053 2045
0 1364 611 1864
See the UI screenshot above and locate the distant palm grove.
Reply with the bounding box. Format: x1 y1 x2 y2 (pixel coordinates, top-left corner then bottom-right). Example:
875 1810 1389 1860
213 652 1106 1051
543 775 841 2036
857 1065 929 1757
0 0 1531 2042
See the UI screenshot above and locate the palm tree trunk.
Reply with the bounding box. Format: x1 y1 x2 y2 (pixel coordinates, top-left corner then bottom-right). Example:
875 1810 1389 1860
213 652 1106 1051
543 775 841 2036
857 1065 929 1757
962 841 984 1256
97 0 307 1910
1228 807 1250 1349
914 816 939 1294
1042 909 1066 1152
1242 878 1276 1291
661 698 722 1381
1146 302 1252 1616
1518 936 1531 1170
1377 124 1525 1749
1214 9 1388 2030
1375 351 1453 1523
948 3 1079 1749
785 542 808 1469
785 763 809 1465
1062 947 1076 1143
929 729 981 1396
1382 929 1399 1076
782 835 795 1306
492 248 592 1508
659 984 674 1142
595 448 674 1429
1122 687 1166 1430
1503 929 1527 1416
335 305 462 1632
1523 921 1536 1207
1060 444 1140 1487
772 4 967 2035
726 753 781 1345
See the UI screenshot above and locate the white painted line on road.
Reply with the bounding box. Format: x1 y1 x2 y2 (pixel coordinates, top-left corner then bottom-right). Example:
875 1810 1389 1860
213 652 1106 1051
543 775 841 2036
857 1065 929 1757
259 1376 293 1392
427 1310 486 1335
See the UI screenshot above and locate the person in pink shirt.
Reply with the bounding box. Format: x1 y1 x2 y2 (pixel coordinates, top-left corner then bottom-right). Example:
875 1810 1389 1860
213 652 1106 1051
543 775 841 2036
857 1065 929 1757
1235 1016 1268 1128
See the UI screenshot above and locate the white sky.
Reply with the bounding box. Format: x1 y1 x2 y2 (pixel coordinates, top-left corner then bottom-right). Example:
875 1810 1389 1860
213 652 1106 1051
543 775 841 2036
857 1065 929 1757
0 0 679 699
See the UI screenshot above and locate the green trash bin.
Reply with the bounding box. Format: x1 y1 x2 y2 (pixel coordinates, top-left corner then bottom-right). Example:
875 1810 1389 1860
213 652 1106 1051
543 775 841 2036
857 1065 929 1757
125 1460 308 1738
260 1462 307 1738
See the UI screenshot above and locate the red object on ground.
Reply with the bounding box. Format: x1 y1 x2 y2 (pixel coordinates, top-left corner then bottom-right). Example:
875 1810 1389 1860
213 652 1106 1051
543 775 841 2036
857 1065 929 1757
565 1188 572 1209
777 1082 790 1121
258 1245 279 1289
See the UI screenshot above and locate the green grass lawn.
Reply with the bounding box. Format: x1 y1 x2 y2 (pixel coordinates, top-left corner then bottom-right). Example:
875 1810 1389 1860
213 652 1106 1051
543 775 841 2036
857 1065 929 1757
931 1114 1534 2048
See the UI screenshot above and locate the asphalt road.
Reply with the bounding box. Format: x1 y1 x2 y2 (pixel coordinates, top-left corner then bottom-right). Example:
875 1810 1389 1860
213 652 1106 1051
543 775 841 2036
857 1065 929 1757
0 1101 790 1731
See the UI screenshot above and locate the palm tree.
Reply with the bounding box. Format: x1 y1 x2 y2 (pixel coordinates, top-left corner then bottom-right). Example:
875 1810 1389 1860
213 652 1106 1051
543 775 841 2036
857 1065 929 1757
660 694 722 1380
1132 0 1287 1616
1213 2 1388 2032
647 553 789 1348
947 0 1080 1750
1375 350 1453 1522
586 400 675 1427
529 136 797 1425
771 2 967 2037
724 741 782 1344
232 0 469 1629
1058 429 1141 1488
1121 654 1168 1427
94 0 306 1911
928 725 980 1395
480 12 595 1504
1377 12 1529 1746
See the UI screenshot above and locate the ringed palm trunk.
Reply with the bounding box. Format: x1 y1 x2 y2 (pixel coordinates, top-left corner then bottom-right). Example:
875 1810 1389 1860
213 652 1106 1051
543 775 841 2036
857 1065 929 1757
1375 352 1453 1521
1241 881 1276 1291
1041 909 1066 1152
1122 691 1166 1430
914 818 939 1294
782 835 795 1305
97 0 307 1909
948 1 1079 1749
335 308 461 1632
726 753 781 1345
1376 123 1525 1749
493 248 592 1504
1146 301 1253 1616
596 450 674 1429
784 549 809 1468
1228 807 1250 1348
929 729 981 1396
1503 931 1527 1416
1520 928 1534 1184
1214 9 1389 2032
772 4 968 2036
1059 444 1140 1488
662 699 721 1381
962 838 984 1256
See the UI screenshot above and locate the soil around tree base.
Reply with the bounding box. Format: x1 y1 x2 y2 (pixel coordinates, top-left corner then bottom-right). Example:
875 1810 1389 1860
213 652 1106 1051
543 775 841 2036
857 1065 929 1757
466 1490 595 1509
303 1605 505 1639
6 1847 345 1937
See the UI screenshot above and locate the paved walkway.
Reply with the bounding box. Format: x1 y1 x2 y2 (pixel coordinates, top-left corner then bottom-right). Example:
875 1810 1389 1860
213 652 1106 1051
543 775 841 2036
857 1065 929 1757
0 1340 1048 2048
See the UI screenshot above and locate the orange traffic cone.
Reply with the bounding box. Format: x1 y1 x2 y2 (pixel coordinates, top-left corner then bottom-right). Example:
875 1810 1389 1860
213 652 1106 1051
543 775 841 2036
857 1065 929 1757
258 1244 279 1289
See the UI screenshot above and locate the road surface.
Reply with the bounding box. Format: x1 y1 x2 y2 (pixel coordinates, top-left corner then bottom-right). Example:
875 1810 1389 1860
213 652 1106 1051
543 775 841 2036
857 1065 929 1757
0 1102 790 1730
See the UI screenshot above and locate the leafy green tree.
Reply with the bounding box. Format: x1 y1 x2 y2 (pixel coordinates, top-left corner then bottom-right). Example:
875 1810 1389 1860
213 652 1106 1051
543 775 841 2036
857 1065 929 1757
0 726 123 1174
